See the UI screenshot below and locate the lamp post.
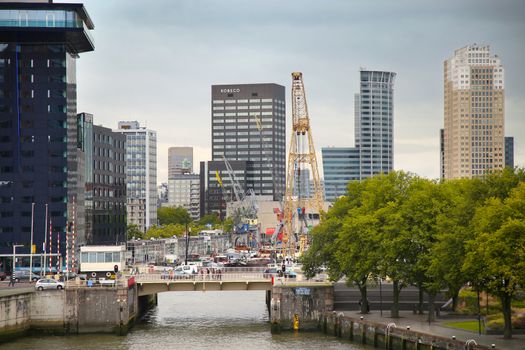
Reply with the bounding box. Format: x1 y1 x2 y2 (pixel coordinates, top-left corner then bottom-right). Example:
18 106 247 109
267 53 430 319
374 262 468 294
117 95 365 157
12 244 23 276
379 277 383 317
185 222 190 265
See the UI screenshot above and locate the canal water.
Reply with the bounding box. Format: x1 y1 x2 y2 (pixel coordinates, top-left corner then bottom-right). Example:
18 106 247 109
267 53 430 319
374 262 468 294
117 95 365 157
3 291 366 350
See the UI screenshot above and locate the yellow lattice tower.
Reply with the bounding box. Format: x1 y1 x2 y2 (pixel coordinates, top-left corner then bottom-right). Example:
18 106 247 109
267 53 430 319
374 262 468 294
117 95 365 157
281 72 324 258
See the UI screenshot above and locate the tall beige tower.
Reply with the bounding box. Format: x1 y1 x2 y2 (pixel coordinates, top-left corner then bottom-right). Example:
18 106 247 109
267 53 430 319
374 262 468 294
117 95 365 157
443 44 505 179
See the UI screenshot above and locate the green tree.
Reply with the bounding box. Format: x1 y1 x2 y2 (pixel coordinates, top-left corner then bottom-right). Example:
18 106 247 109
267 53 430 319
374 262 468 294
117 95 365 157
158 206 192 226
463 183 525 339
127 224 143 240
145 224 186 239
198 213 221 227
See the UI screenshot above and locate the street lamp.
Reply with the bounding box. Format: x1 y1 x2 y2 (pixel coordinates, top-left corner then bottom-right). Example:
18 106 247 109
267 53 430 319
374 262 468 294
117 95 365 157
12 244 23 276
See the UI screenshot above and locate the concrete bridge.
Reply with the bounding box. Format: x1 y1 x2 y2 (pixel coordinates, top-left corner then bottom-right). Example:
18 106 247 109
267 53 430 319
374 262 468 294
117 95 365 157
132 272 274 296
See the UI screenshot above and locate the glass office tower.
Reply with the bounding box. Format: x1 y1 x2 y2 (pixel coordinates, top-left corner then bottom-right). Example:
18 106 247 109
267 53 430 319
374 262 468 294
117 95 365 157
0 3 94 267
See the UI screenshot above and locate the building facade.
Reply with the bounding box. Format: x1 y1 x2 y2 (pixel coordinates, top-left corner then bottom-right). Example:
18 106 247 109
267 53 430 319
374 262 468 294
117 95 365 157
168 146 193 177
0 3 94 264
86 122 126 245
116 121 157 233
168 174 200 220
322 70 395 201
322 147 360 201
505 136 514 168
200 160 254 220
443 44 505 179
211 83 286 201
355 70 395 179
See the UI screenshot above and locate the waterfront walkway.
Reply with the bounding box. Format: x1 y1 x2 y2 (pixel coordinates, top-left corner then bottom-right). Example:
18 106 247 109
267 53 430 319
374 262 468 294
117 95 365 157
341 310 525 350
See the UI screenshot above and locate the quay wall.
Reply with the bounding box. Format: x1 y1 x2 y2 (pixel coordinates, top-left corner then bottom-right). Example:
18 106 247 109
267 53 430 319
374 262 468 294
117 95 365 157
322 312 493 350
0 284 138 343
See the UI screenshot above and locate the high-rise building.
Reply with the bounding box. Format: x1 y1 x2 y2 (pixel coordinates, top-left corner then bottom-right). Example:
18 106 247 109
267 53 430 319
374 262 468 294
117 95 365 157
168 146 193 177
116 121 157 232
443 44 505 179
211 83 286 201
0 3 94 263
355 70 395 178
81 116 127 245
505 136 514 168
322 70 395 201
322 148 360 201
168 174 200 220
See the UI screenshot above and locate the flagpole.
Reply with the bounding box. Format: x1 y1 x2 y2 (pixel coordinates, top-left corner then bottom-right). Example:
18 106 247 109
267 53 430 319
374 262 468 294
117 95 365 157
43 203 48 276
29 202 35 282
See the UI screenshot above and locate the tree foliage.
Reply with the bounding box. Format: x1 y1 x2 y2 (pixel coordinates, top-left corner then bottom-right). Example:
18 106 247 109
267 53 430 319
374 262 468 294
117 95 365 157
305 168 524 334
158 206 192 226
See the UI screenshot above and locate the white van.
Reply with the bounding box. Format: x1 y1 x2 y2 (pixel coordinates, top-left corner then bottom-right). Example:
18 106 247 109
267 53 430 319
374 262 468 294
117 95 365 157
174 265 198 275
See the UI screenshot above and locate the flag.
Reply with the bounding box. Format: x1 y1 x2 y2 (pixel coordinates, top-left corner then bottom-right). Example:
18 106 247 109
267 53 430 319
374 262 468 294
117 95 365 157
255 116 262 131
215 170 223 187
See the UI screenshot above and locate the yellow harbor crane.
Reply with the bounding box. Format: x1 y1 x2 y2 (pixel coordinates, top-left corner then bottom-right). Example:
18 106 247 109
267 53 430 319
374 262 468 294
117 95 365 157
281 72 324 258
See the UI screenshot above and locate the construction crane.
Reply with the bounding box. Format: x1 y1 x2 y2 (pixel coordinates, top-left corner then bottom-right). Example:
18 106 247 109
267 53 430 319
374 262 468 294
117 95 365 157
222 156 259 247
281 72 324 258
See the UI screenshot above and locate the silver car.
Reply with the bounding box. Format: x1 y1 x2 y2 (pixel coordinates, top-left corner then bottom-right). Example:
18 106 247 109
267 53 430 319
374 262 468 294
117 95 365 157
35 279 65 291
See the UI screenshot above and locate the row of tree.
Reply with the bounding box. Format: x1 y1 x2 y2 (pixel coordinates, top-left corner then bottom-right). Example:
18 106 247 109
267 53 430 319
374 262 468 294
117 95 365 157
127 207 233 240
302 168 525 339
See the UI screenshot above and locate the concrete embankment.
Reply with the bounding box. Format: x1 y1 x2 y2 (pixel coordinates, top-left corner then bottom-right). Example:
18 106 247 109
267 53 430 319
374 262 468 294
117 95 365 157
0 282 142 343
322 312 493 350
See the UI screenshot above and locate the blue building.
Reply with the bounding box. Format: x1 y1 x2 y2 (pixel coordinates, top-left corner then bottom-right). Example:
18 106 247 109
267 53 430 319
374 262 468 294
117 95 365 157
322 70 395 201
505 136 514 168
0 2 94 269
322 148 360 202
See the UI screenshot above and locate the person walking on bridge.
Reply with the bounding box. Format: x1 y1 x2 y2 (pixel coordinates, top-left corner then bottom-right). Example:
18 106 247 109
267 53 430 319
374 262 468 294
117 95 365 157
8 274 15 287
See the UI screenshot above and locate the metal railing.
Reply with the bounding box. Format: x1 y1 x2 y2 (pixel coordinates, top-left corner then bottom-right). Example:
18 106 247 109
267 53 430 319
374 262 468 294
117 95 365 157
131 272 271 282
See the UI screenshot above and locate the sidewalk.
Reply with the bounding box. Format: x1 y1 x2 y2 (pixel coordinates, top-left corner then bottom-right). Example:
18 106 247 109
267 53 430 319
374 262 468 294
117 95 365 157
340 310 525 350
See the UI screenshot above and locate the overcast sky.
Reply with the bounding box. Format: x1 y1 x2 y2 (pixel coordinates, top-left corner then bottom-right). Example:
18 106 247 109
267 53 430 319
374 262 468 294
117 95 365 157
70 0 525 183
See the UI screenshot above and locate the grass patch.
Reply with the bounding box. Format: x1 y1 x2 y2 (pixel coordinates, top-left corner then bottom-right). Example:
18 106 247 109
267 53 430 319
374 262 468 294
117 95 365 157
443 320 485 333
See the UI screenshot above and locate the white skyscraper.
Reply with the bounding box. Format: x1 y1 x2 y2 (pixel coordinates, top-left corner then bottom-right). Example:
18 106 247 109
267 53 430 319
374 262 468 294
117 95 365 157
116 121 157 232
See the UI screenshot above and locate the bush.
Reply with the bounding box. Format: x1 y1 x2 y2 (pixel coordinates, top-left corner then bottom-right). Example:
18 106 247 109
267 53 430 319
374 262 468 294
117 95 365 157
485 313 525 332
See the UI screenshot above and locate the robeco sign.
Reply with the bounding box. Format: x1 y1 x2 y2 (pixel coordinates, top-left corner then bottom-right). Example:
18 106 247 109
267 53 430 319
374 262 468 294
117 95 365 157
220 88 240 93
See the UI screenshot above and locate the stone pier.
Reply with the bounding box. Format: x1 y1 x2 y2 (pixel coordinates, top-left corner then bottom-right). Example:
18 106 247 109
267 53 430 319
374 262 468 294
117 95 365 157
270 283 333 333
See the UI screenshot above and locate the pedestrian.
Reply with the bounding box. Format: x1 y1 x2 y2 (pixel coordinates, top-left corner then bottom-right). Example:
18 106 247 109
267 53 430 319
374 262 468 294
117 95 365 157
206 268 210 280
8 274 15 287
217 268 222 281
281 263 286 279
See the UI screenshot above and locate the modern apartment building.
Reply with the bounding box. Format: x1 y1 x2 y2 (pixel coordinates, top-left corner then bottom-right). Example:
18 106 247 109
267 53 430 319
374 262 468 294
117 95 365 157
81 115 126 245
322 70 395 201
211 83 286 201
116 121 157 232
0 2 94 263
443 44 505 179
168 174 200 220
168 146 193 177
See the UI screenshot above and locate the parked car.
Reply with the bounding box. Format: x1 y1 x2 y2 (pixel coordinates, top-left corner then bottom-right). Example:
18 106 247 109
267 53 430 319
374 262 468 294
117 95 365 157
13 270 39 282
35 278 65 290
263 268 278 278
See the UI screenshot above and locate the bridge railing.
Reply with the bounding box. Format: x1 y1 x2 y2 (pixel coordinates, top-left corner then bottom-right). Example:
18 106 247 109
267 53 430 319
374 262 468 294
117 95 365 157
131 272 271 282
